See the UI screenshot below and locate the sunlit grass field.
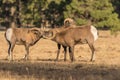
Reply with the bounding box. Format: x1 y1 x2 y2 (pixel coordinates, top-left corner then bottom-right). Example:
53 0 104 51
0 30 120 80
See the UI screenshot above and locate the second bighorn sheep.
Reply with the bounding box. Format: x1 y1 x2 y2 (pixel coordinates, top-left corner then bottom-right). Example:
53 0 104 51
43 24 98 62
43 18 75 61
5 27 43 61
45 26 71 61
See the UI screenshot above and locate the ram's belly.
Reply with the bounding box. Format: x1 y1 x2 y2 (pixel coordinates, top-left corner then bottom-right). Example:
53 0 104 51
16 41 25 45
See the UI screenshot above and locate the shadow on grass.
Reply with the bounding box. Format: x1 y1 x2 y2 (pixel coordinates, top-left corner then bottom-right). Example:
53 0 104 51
0 60 120 80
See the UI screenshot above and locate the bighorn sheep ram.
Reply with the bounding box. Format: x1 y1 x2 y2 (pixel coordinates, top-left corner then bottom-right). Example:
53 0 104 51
45 26 71 61
44 18 77 61
43 24 98 62
43 18 75 61
5 27 43 61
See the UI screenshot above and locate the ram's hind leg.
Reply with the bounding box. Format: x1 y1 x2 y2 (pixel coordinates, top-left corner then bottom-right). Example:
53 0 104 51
88 43 95 61
8 42 15 61
69 46 75 62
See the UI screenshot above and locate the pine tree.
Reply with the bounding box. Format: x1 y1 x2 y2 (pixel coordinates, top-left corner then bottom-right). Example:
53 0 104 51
64 0 120 32
0 0 120 32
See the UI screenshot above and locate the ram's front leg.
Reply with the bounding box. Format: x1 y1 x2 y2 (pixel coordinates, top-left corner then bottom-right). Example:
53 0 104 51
23 44 30 60
55 44 61 61
63 46 67 61
69 46 75 62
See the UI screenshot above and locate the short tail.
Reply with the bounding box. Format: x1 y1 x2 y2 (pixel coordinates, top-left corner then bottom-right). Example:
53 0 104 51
90 25 98 41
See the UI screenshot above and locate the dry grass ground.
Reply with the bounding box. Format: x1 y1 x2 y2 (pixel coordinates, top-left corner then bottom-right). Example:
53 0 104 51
0 30 120 80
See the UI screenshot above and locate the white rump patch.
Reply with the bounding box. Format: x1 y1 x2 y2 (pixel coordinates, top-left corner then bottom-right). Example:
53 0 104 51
90 25 98 41
6 28 13 41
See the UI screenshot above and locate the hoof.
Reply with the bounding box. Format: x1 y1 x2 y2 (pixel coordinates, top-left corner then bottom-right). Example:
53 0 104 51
54 59 58 62
90 59 95 62
8 59 13 62
21 57 28 61
71 59 75 62
64 59 67 62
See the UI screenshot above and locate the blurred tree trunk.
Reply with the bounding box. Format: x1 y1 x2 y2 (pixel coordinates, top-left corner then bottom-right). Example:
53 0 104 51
16 0 21 28
3 0 22 28
4 1 10 28
10 5 16 28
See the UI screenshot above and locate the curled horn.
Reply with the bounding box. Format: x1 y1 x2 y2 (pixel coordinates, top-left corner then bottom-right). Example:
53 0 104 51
64 18 75 27
28 28 39 33
28 28 43 38
43 30 56 40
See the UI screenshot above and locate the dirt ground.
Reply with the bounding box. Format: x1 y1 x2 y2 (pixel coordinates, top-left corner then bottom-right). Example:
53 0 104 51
0 30 120 80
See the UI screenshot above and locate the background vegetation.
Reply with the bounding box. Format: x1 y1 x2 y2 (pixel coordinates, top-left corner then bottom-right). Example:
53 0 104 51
0 0 120 32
